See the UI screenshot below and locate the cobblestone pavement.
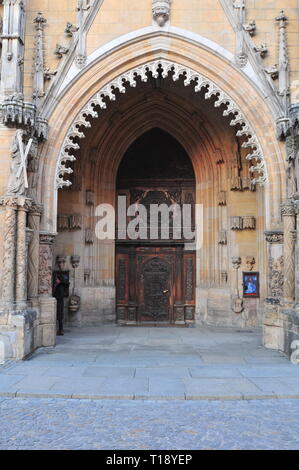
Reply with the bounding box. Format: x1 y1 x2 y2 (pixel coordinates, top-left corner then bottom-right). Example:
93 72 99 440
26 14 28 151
0 397 299 450
1 326 298 400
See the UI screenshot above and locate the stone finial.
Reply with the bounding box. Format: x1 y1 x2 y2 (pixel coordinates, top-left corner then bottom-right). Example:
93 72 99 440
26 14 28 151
33 12 47 29
152 0 171 27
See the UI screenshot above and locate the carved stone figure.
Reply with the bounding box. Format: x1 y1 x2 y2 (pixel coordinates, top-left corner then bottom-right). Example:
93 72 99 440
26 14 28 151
286 135 299 196
7 130 32 196
69 294 81 313
54 44 69 58
232 256 242 270
246 256 256 271
233 296 244 314
152 0 171 27
71 255 80 269
243 19 256 36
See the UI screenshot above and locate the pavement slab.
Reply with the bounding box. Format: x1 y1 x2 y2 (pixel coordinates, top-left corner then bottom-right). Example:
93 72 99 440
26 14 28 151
0 325 297 400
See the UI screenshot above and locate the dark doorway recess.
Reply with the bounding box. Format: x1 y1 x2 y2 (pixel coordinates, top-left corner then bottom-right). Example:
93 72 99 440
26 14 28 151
116 128 196 325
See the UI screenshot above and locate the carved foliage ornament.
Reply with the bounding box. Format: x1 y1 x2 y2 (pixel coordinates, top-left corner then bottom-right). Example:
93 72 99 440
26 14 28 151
265 231 284 244
57 60 267 189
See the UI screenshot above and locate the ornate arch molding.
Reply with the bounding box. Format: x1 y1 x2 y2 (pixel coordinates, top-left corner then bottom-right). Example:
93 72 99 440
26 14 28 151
56 59 267 190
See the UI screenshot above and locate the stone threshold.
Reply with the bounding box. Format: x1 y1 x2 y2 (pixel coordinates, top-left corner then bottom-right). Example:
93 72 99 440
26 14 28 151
1 391 299 401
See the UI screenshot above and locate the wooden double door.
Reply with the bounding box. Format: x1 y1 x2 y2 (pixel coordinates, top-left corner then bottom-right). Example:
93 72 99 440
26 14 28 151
116 244 195 325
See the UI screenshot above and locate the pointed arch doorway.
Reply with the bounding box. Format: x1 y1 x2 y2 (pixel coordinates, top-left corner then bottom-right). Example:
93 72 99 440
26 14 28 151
115 128 196 325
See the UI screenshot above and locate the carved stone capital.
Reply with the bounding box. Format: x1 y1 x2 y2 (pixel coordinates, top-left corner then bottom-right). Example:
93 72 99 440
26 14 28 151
265 230 284 244
39 232 56 245
281 199 296 217
0 195 32 211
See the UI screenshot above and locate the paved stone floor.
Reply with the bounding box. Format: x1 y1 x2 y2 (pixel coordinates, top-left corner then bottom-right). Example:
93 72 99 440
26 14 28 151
0 325 298 400
1 325 299 450
0 397 299 450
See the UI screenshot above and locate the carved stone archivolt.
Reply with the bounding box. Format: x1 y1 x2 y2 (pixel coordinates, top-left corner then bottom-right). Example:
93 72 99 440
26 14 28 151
57 60 267 189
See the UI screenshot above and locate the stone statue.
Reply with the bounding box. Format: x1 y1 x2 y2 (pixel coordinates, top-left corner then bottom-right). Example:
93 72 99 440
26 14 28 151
286 136 299 197
7 130 26 195
7 130 33 196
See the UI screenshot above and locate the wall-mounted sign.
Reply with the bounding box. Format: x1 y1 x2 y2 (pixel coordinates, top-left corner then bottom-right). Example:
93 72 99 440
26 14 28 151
243 272 260 298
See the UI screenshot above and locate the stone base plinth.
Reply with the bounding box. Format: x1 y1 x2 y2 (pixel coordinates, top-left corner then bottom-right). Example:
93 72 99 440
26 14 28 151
0 309 39 360
263 303 285 351
38 297 57 347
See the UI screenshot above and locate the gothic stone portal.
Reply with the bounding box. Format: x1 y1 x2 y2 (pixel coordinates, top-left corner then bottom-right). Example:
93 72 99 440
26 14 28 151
116 128 196 325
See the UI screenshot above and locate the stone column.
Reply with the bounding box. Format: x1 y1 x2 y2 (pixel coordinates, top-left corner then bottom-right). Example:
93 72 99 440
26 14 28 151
174 246 184 324
264 231 284 302
15 199 31 309
281 199 296 306
28 204 42 306
0 197 18 308
263 231 285 351
293 198 299 307
38 232 56 347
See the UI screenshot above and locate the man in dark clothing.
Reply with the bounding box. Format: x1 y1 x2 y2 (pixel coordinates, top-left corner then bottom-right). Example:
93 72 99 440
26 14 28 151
53 264 70 336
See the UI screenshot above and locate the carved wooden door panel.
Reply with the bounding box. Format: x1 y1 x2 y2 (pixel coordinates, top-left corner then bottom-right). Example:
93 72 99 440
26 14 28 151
138 255 174 323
